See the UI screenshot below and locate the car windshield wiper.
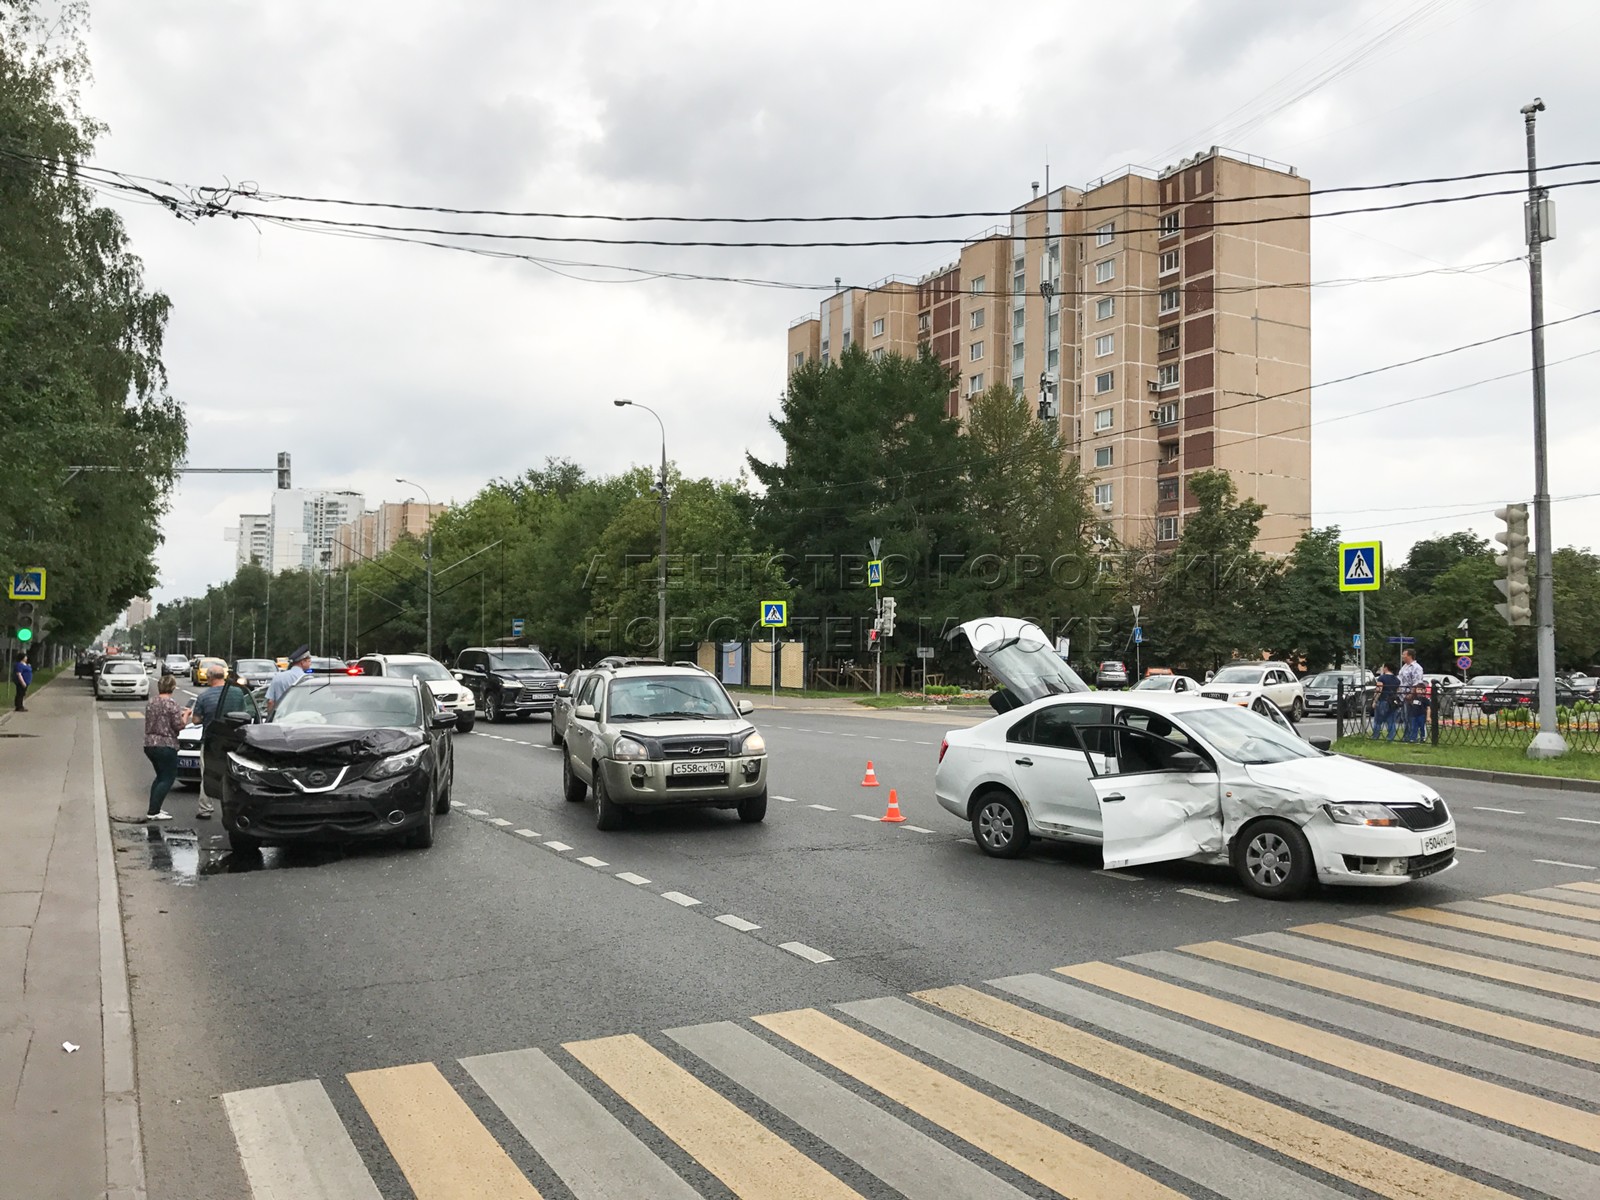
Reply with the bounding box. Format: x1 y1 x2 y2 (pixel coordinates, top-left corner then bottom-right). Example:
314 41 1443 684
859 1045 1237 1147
653 710 726 719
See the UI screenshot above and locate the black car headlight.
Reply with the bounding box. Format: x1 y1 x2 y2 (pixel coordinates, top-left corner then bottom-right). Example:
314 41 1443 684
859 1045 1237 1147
227 751 268 784
369 747 427 779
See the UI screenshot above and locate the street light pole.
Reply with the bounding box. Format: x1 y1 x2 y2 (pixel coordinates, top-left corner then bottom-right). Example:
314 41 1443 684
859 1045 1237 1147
396 478 434 658
614 400 669 661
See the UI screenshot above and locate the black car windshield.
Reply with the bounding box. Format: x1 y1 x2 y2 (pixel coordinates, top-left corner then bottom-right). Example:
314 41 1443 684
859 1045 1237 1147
606 675 737 720
1181 707 1322 764
489 650 551 671
274 683 421 728
1210 666 1265 685
1307 672 1360 688
987 640 1091 696
386 660 453 682
237 659 275 674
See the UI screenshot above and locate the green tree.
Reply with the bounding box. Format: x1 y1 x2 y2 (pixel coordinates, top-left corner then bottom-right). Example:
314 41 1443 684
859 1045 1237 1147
1262 527 1351 670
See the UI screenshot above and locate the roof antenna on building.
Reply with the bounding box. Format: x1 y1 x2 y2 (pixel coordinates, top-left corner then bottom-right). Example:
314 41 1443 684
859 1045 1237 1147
1031 180 1039 199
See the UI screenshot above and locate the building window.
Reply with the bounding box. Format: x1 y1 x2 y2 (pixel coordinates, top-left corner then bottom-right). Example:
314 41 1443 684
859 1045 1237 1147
1047 347 1059 372
793 352 804 369
1096 296 1115 321
970 276 986 295
1094 259 1115 284
1012 374 1024 395
1095 222 1115 246
1158 288 1180 314
1158 478 1179 502
968 372 984 395
1012 307 1024 333
872 347 885 361
1013 270 1025 295
1159 212 1180 238
1095 370 1115 394
1095 446 1114 469
1161 441 1180 463
821 340 830 361
872 317 885 337
1157 516 1179 542
1094 408 1114 432
1154 401 1178 425
1157 363 1180 390
1159 249 1180 276
841 330 851 349
1094 483 1113 507
1095 333 1115 358
969 341 985 361
970 308 986 330
1047 312 1060 340
1158 327 1180 352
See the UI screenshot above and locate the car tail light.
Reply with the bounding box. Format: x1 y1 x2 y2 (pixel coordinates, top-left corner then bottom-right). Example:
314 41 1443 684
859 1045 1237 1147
345 665 364 675
938 738 948 764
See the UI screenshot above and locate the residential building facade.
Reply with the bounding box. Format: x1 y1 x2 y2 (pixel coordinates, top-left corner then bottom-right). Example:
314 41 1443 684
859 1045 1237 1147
785 147 1311 552
234 513 272 571
329 501 448 568
268 489 366 574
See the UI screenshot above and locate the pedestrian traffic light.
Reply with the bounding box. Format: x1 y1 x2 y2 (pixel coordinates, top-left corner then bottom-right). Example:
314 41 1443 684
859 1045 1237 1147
14 601 36 643
1493 503 1532 626
867 626 880 651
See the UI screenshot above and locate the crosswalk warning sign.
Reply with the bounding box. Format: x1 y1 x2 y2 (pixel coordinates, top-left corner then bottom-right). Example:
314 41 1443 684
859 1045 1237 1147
1338 542 1382 593
8 569 45 600
760 601 788 628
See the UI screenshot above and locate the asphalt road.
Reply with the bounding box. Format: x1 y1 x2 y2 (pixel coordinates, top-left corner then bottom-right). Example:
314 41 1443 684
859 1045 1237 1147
92 685 1600 1200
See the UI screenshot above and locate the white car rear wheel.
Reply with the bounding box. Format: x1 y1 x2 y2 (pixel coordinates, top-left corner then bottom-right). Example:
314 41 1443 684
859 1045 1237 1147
971 791 1029 859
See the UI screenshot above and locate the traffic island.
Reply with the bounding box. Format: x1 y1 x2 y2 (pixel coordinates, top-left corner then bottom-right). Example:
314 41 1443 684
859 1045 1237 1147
1332 735 1600 791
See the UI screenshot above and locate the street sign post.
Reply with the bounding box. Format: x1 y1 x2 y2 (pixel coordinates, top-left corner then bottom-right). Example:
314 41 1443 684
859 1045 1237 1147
916 647 935 658
8 569 45 601
1352 633 1362 649
511 618 525 638
1339 541 1382 688
760 601 787 700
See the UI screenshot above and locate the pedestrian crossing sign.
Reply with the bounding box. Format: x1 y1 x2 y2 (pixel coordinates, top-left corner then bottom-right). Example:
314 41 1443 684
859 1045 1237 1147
1454 637 1473 657
1338 541 1381 593
760 600 788 628
8 569 45 600
866 560 883 587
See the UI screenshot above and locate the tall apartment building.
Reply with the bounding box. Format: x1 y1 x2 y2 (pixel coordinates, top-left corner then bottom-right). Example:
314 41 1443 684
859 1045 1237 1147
329 501 448 568
785 147 1311 552
234 513 272 570
268 489 366 573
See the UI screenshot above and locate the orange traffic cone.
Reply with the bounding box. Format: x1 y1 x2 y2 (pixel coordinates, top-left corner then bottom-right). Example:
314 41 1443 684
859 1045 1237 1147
880 789 906 823
861 761 881 787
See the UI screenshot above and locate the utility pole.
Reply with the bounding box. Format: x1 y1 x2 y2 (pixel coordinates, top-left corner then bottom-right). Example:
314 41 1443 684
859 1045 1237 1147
612 402 668 661
1521 98 1565 758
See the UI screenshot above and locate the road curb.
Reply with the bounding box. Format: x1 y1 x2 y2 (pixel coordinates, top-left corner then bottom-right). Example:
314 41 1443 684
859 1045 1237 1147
93 712 148 1199
1364 758 1600 794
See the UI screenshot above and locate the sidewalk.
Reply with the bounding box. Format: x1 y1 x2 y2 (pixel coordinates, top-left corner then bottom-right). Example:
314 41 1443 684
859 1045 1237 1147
0 678 144 1199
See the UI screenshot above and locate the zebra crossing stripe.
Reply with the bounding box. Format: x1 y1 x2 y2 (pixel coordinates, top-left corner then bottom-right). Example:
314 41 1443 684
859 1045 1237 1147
220 1079 382 1200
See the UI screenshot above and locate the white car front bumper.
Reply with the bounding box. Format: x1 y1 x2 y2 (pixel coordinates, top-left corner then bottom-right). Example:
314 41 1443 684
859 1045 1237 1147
1304 814 1457 887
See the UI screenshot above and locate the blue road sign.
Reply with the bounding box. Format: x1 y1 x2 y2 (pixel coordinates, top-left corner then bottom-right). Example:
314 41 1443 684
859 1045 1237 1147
8 569 45 600
511 618 525 637
1338 541 1382 592
866 560 883 587
1386 636 1415 645
1352 633 1362 649
1132 626 1143 645
760 600 788 628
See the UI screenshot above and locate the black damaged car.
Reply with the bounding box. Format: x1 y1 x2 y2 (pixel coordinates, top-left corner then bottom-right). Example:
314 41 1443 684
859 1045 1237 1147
199 674 455 854
452 645 566 724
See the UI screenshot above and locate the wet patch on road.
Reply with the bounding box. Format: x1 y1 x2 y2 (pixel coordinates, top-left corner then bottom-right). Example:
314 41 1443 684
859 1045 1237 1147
113 824 359 884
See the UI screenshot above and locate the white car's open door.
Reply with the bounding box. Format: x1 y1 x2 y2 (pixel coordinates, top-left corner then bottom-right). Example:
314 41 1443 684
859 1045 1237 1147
1083 725 1224 870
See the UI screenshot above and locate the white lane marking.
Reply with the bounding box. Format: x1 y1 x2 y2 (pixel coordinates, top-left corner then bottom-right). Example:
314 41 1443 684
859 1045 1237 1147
888 738 908 743
616 872 651 886
779 941 835 964
809 804 836 812
514 829 539 838
1457 846 1485 853
544 841 572 852
957 837 977 846
489 818 512 827
862 736 882 741
774 795 800 803
577 856 609 868
662 891 701 907
714 914 761 932
221 1079 383 1200
450 801 466 809
851 813 878 821
1177 888 1239 903
902 825 936 834
1101 871 1143 881
1475 806 1527 815
466 808 489 816
1534 859 1599 870
1557 816 1600 825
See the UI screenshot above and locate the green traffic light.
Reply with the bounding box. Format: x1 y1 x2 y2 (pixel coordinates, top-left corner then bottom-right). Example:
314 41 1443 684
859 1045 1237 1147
17 628 32 642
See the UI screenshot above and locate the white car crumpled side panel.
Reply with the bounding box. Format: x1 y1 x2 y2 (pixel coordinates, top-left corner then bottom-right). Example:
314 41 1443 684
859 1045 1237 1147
1100 776 1328 871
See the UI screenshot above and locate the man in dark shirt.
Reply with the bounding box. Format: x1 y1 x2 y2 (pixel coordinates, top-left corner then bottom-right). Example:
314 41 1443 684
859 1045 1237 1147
11 652 31 712
1373 663 1401 740
184 667 229 818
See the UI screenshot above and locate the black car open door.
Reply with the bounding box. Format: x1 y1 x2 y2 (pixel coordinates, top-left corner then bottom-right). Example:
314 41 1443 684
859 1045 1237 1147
200 681 262 799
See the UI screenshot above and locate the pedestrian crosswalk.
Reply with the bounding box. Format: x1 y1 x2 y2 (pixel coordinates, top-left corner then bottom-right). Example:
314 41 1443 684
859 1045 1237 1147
221 880 1600 1199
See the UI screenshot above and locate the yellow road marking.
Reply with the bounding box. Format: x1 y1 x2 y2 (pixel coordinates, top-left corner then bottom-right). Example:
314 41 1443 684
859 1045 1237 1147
1059 961 1600 1154
347 1062 542 1199
1558 881 1600 895
917 985 1515 1200
754 1007 1183 1200
1487 893 1600 923
1291 922 1600 1004
1181 940 1600 1064
564 1033 861 1200
1393 907 1600 957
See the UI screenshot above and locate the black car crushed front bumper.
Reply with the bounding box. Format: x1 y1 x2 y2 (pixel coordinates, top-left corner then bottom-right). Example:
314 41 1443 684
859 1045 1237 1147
222 770 434 843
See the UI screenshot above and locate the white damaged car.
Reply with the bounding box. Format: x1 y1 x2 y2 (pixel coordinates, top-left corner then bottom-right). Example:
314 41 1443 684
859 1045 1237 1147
936 618 1456 899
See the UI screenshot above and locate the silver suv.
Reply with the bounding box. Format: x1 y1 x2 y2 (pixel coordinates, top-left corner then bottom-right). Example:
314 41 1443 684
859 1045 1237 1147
560 665 768 830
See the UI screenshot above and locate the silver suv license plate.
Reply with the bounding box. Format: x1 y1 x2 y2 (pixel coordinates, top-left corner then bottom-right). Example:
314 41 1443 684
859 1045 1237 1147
670 760 722 776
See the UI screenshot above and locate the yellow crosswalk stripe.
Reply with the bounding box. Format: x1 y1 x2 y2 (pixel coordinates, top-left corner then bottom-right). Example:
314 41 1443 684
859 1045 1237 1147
563 1033 862 1200
1291 921 1600 1004
346 1062 542 1199
1393 907 1600 956
1181 940 1600 1064
1487 893 1600 923
917 984 1517 1200
755 1007 1185 1200
1059 961 1600 1154
1559 881 1600 895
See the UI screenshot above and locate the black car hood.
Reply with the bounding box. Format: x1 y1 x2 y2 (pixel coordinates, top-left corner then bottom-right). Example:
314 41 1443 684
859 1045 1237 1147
243 725 424 762
490 669 561 683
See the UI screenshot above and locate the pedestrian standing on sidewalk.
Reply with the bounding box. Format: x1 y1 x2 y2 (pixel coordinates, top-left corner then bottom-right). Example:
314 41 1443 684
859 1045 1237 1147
1373 663 1401 740
1398 649 1426 743
10 651 31 711
184 665 230 819
142 673 183 820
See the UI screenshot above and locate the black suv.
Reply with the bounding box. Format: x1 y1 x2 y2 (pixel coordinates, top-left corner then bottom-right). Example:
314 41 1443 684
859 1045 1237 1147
453 646 566 723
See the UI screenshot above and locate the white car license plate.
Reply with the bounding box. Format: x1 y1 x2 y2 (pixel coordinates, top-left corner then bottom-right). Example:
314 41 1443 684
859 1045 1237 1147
1423 830 1456 854
670 760 723 776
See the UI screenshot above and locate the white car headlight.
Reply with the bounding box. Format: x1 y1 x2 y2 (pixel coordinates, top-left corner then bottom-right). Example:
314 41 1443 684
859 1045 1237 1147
1325 802 1403 827
1230 689 1253 699
369 747 427 779
611 736 650 762
738 730 766 756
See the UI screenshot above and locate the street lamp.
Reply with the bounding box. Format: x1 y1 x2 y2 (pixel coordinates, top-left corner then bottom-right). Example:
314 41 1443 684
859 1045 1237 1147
614 399 668 661
395 477 433 657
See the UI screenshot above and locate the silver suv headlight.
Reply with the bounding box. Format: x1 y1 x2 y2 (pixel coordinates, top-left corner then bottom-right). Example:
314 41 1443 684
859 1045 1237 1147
732 729 766 756
370 746 427 779
611 736 650 762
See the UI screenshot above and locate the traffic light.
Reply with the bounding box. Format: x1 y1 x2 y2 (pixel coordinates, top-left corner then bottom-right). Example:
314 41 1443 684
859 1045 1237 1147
867 626 880 651
14 601 36 643
277 451 292 490
1494 503 1532 626
881 596 896 638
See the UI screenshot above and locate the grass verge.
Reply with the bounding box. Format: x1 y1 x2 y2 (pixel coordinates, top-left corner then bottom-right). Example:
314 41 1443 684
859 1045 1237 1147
1333 736 1600 781
854 694 991 709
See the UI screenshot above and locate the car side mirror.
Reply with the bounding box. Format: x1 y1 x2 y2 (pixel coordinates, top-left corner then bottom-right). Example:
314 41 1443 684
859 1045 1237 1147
556 684 571 698
1308 736 1332 752
224 710 252 726
452 671 465 681
431 711 457 729
574 703 597 721
552 662 562 672
1168 750 1206 772
737 700 755 714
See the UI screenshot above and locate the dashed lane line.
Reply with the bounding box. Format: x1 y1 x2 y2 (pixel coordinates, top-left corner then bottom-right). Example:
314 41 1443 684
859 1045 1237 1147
544 841 572 852
809 804 836 812
1557 817 1600 826
1178 888 1240 904
577 856 609 869
514 829 539 838
715 915 761 932
662 891 702 908
779 941 835 964
1535 859 1599 871
1475 807 1527 815
489 818 512 827
616 872 651 886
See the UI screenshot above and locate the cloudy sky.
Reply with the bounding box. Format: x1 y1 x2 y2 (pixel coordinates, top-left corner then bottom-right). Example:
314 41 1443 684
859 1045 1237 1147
74 0 1600 606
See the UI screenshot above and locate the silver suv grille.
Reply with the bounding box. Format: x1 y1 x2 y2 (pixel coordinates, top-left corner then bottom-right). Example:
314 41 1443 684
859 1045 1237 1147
659 736 732 759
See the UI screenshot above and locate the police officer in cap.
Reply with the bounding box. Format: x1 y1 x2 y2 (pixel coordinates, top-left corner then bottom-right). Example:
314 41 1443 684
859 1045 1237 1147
266 645 312 714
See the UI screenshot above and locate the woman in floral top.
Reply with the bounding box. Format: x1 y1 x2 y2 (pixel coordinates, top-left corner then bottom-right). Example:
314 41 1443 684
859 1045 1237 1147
143 674 184 820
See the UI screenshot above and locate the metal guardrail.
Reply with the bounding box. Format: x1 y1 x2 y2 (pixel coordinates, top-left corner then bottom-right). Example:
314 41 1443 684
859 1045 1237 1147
1334 679 1600 751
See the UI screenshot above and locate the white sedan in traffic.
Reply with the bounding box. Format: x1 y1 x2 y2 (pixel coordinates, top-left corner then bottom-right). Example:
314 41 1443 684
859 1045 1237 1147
940 618 1455 899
